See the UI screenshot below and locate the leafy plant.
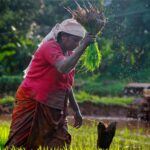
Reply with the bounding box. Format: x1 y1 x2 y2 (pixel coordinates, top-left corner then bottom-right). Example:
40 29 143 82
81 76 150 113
66 0 106 71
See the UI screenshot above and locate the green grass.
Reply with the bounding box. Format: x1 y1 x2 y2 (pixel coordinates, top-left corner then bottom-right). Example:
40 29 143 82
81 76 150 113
0 122 150 150
0 96 15 105
75 91 134 106
0 122 10 148
81 81 125 96
0 93 134 108
70 124 150 150
74 75 127 96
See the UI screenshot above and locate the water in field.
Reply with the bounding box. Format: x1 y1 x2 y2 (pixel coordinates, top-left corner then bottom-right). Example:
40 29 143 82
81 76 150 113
0 114 150 134
68 116 150 134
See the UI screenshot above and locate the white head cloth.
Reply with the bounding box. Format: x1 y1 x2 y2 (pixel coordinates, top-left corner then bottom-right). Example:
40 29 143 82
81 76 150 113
23 18 85 78
41 18 86 43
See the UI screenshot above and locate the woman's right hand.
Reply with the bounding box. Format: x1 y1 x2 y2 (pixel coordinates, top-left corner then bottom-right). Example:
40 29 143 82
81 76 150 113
82 32 96 48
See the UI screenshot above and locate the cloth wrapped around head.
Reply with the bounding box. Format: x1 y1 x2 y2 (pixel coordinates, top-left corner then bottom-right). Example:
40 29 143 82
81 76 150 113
42 18 86 43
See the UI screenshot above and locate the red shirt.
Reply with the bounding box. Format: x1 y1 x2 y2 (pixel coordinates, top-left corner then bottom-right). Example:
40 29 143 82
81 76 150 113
20 39 75 102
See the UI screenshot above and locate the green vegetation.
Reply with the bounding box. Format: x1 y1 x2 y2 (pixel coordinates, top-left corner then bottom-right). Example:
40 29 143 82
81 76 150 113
0 1 149 148
75 78 126 96
1 69 150 96
0 93 133 108
75 91 133 106
0 0 150 78
0 75 22 94
0 122 150 149
0 122 10 148
70 124 150 150
0 0 150 97
0 96 15 106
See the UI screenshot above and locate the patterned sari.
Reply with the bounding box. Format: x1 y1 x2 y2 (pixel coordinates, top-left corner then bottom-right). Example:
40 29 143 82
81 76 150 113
5 87 71 150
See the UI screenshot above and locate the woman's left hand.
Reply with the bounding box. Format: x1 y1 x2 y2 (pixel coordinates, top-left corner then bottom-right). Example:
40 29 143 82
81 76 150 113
73 111 83 128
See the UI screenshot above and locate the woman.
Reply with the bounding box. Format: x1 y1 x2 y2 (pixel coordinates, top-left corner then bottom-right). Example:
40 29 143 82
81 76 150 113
5 18 95 149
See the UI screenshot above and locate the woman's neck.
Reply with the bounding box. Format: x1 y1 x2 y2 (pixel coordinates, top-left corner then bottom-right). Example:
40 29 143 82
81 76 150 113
58 40 67 55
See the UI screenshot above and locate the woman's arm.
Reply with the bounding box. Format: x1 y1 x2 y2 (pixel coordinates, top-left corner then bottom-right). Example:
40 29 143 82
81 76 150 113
55 33 95 73
68 88 82 128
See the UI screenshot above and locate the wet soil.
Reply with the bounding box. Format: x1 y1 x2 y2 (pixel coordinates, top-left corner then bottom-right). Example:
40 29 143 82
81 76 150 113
0 102 150 135
68 116 150 134
1 114 150 135
0 101 129 117
68 101 129 117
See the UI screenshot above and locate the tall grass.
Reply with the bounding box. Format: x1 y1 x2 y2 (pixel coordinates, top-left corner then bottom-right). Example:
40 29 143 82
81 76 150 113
0 122 150 150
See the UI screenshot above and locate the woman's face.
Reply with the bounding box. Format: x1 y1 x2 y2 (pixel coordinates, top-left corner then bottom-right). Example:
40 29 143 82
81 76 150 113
62 34 82 50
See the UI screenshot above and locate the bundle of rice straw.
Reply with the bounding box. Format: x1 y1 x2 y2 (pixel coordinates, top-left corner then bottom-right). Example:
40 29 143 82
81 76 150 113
65 0 106 72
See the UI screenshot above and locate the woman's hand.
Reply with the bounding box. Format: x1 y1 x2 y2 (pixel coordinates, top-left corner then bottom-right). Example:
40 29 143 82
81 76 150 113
81 32 96 48
73 111 83 128
55 33 96 74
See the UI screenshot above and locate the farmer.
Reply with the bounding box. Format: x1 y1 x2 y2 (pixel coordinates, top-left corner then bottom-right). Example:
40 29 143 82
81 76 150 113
5 18 96 149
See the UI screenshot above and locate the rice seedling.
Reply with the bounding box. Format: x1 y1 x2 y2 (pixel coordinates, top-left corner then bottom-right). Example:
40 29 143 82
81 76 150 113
0 121 150 150
0 122 10 148
65 0 106 72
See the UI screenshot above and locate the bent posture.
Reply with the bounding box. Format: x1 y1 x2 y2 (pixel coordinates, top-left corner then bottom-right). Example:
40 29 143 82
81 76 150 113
5 18 95 149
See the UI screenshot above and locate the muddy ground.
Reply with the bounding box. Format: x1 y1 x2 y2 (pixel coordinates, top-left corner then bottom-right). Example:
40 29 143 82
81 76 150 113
0 101 129 117
0 102 132 117
69 101 129 117
1 102 150 134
